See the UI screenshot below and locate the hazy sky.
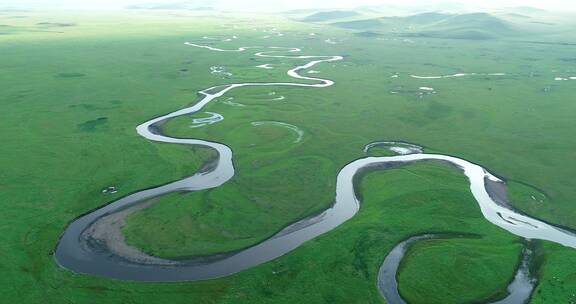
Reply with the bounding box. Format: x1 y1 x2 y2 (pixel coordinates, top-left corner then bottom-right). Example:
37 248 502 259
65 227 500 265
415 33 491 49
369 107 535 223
3 0 576 11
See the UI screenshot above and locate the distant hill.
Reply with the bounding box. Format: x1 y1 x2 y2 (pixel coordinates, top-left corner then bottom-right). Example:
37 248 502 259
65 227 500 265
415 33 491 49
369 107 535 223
505 13 532 19
356 2 469 15
395 12 453 24
354 31 384 38
507 6 547 14
302 11 362 22
332 12 517 40
333 12 454 29
430 13 512 31
333 19 383 29
401 29 496 40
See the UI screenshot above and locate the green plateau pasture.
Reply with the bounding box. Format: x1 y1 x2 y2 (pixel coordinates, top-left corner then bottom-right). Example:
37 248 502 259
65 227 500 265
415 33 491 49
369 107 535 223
1 9 576 304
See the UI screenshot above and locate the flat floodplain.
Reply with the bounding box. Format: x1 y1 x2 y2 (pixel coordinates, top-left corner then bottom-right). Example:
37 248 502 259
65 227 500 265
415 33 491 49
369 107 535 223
1 8 576 303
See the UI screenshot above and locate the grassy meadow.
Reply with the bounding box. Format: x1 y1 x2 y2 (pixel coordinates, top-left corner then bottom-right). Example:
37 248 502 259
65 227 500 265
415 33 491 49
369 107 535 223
1 8 576 304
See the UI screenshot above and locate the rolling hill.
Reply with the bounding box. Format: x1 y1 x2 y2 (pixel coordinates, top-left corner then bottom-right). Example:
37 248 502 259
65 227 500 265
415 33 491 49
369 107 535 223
430 13 512 31
333 18 383 29
507 6 547 14
301 10 362 22
331 12 518 40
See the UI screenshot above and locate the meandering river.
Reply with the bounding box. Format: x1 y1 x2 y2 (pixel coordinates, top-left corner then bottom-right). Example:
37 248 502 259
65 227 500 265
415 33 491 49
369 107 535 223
55 42 576 302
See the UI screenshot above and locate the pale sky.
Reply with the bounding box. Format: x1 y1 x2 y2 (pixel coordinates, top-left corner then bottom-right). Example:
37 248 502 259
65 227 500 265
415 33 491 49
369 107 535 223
2 0 575 11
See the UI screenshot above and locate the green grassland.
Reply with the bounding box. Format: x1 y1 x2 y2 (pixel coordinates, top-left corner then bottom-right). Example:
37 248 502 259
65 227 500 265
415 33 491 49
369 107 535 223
1 8 576 304
397 237 521 303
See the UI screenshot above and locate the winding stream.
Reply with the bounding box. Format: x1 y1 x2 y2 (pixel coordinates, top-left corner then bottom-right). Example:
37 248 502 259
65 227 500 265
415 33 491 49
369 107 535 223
378 235 535 304
55 41 576 302
410 73 507 79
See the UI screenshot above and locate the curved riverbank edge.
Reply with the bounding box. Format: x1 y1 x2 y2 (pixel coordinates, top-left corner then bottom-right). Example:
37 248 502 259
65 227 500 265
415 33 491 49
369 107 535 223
54 153 576 282
55 43 576 285
377 234 536 304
